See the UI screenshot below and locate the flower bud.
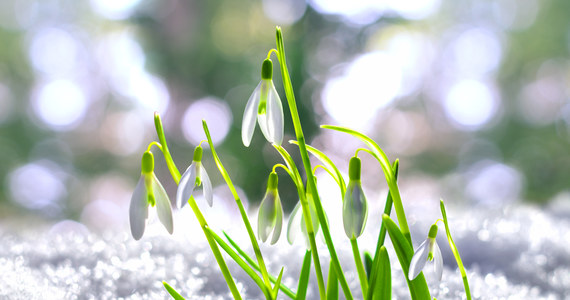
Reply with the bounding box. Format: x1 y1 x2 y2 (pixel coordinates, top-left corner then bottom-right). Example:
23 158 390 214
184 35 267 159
343 156 368 239
141 151 154 174
261 59 273 80
257 172 283 244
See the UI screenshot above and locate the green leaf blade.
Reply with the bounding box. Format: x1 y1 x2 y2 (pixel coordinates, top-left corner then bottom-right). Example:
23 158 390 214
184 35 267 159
371 246 391 300
296 250 312 300
382 215 431 300
163 281 185 300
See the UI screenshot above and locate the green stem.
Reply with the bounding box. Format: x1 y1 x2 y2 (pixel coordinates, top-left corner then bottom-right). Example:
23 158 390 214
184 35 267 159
275 26 353 300
153 112 241 300
350 238 368 297
273 145 326 300
440 200 472 300
154 112 181 182
202 120 274 295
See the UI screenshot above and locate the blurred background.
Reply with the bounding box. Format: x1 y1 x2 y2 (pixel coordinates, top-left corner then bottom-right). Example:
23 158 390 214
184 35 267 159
0 0 569 233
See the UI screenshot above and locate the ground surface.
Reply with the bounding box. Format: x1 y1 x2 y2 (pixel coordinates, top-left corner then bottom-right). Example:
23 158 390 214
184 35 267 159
1 203 569 299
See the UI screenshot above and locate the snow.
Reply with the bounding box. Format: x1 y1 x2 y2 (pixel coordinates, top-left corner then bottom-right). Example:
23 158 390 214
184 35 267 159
1 204 569 299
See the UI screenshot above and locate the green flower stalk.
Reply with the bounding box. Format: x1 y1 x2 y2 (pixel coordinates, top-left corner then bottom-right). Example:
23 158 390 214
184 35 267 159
343 156 368 239
242 58 284 147
409 224 443 282
176 144 213 208
129 151 174 240
257 171 284 245
286 184 320 247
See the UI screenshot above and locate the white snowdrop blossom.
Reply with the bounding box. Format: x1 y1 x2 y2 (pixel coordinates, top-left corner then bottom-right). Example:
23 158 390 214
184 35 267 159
242 59 284 147
409 224 443 282
257 171 283 244
343 156 368 239
129 151 174 240
176 145 213 208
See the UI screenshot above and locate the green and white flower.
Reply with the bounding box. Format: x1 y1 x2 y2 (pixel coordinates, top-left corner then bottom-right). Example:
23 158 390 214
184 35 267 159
176 145 213 208
409 224 443 281
242 58 284 147
129 151 174 240
343 156 368 239
257 171 283 244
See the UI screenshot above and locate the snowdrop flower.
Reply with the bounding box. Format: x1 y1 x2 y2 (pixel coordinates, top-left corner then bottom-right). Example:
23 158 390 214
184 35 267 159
409 224 443 282
176 144 213 208
287 184 320 247
129 151 174 240
257 171 284 244
242 58 284 147
343 156 368 239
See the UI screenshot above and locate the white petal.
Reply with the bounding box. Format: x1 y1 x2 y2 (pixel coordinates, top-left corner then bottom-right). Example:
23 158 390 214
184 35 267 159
257 191 276 243
408 239 430 280
242 81 262 147
286 201 302 245
342 182 368 239
256 81 272 143
270 195 283 245
433 241 443 282
266 81 284 146
176 162 197 209
152 174 174 234
200 164 213 207
257 109 271 143
129 175 149 240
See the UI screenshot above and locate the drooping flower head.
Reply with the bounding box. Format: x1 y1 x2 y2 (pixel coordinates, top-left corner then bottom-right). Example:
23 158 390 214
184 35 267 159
242 58 284 147
129 151 174 240
408 224 443 282
343 156 368 239
176 144 213 209
257 171 284 244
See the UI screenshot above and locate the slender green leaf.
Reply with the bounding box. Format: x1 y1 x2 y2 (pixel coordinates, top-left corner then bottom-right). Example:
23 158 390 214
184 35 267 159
296 250 312 300
272 267 285 299
223 232 296 299
277 27 351 300
204 227 270 298
382 215 431 300
326 260 339 300
371 246 391 300
162 281 185 300
368 159 398 299
364 252 373 280
203 120 273 292
440 200 472 300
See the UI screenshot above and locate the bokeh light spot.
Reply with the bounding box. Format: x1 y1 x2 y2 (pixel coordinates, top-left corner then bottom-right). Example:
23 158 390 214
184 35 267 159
100 112 146 156
322 52 401 131
449 27 502 78
262 0 306 25
33 79 88 130
29 27 80 77
8 161 67 211
387 0 441 20
466 161 524 206
182 97 232 145
443 80 498 130
89 0 141 20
